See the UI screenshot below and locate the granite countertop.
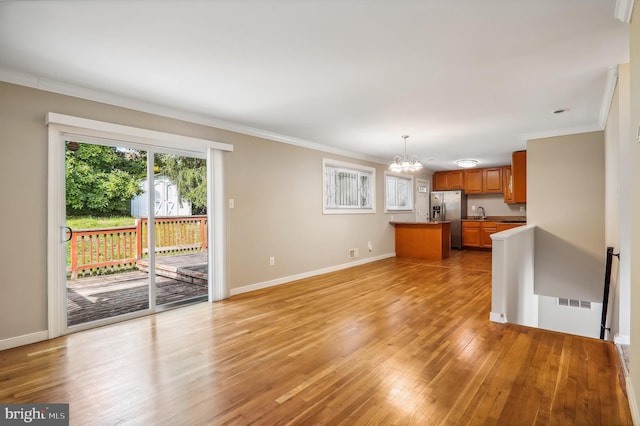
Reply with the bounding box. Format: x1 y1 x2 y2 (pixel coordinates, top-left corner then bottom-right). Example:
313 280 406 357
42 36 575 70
389 221 452 225
462 216 526 223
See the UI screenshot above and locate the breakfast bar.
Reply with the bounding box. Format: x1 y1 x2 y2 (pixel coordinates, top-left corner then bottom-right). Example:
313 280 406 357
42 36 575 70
390 221 451 260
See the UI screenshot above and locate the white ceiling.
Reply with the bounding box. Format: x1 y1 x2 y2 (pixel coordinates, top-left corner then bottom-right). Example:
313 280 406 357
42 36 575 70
0 1 630 170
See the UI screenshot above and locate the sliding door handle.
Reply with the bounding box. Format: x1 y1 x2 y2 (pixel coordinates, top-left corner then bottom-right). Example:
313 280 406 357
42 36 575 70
63 226 72 242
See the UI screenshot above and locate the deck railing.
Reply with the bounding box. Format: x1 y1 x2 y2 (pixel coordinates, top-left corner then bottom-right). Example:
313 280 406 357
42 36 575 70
68 215 207 278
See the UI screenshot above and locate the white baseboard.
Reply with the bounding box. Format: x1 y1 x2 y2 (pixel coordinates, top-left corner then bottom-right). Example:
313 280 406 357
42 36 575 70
230 253 395 296
615 334 631 345
490 312 507 323
0 330 48 351
628 379 640 426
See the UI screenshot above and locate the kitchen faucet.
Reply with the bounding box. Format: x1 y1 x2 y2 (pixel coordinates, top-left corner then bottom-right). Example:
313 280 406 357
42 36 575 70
477 206 486 220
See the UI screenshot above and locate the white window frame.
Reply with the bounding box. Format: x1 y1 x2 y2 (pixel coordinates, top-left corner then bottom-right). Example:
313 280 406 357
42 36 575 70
323 158 376 214
385 172 414 212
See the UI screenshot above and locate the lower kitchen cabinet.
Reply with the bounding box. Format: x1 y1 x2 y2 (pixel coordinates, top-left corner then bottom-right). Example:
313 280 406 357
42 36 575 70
462 221 481 247
463 221 499 248
480 222 497 247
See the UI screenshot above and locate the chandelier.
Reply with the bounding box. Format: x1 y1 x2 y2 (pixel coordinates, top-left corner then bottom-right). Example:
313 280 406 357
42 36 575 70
389 135 423 172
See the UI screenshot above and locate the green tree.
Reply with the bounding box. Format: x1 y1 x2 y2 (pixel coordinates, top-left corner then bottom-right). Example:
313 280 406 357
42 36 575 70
66 143 146 216
156 154 207 214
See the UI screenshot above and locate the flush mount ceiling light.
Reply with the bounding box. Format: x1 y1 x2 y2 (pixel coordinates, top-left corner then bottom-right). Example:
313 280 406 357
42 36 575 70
389 135 423 172
456 159 478 168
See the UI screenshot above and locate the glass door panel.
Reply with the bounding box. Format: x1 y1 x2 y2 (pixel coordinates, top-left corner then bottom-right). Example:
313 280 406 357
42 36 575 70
153 152 208 307
65 141 151 326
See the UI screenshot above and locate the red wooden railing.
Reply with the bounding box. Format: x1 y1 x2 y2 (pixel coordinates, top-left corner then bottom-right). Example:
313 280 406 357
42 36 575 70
68 215 207 278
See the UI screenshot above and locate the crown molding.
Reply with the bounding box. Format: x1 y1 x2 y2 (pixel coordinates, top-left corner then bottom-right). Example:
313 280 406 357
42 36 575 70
614 0 635 23
599 66 619 130
521 123 604 142
0 67 387 166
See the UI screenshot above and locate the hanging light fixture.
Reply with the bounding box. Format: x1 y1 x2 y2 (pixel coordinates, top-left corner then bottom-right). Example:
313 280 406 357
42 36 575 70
389 135 423 172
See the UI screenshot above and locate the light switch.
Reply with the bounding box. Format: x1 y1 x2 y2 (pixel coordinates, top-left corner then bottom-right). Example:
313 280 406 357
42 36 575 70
229 198 235 209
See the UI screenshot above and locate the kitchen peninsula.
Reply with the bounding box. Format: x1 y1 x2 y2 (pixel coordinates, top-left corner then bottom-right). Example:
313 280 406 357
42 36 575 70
390 221 451 260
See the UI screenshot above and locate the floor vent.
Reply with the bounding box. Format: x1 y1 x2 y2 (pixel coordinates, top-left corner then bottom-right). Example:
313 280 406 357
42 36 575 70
558 298 591 310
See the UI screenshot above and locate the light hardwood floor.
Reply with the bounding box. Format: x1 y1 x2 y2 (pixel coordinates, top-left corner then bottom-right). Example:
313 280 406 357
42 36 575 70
0 251 632 425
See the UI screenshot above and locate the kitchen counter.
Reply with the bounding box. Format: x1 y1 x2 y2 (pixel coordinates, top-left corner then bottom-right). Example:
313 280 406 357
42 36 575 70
389 221 452 225
390 221 451 260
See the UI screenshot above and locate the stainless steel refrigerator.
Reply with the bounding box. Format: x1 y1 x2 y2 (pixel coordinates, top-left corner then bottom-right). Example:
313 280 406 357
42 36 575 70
430 190 467 249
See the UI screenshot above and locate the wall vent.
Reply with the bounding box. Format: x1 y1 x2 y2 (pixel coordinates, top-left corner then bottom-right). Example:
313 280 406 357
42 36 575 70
349 248 359 259
558 298 591 310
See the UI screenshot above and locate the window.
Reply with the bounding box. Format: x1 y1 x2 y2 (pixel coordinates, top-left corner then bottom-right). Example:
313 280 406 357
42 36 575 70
323 158 375 214
385 173 413 211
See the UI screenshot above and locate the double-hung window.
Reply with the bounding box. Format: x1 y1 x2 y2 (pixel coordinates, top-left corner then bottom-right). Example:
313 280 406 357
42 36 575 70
323 159 375 214
385 173 414 211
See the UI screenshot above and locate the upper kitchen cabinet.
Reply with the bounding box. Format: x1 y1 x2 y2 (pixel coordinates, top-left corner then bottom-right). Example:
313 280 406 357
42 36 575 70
483 167 503 193
463 169 484 194
511 150 526 203
503 166 514 203
433 170 464 191
462 167 502 194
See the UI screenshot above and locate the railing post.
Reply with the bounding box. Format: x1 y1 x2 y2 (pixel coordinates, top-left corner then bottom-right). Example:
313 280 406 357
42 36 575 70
70 232 78 279
201 217 207 251
136 218 143 259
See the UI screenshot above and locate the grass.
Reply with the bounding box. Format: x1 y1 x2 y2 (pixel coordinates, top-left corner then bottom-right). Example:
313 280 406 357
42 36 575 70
67 216 136 230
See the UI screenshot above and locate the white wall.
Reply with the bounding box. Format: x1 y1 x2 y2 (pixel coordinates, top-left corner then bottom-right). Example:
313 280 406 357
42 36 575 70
606 63 630 344
490 225 536 326
537 296 602 339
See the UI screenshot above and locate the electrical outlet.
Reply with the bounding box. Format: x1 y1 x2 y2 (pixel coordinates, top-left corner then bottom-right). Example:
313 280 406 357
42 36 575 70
471 205 476 211
349 248 359 258
520 206 525 212
269 256 275 266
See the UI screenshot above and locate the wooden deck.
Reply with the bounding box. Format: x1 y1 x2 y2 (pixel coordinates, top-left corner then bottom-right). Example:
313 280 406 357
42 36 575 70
67 253 208 326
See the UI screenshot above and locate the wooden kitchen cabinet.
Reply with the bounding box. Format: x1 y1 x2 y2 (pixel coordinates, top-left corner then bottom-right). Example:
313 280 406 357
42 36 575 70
511 150 526 203
483 167 503 193
462 221 481 247
503 166 514 203
433 170 464 191
464 168 502 194
463 220 503 248
463 169 484 194
496 223 524 232
480 221 497 248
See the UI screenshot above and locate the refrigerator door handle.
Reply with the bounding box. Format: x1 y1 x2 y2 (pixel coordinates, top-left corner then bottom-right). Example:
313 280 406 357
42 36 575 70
442 199 446 220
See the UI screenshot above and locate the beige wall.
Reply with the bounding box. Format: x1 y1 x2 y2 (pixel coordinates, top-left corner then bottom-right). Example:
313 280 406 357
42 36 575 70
0 81 431 341
528 131 605 302
466 194 526 218
629 3 640 418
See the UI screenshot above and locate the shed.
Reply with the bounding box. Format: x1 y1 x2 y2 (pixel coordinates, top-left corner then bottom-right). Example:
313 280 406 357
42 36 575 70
131 175 192 217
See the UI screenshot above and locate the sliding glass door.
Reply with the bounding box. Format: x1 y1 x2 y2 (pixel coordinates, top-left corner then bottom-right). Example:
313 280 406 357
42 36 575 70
152 152 208 309
64 140 207 328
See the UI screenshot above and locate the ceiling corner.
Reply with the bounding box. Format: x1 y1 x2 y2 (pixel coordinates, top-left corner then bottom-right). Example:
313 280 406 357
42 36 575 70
599 66 619 130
